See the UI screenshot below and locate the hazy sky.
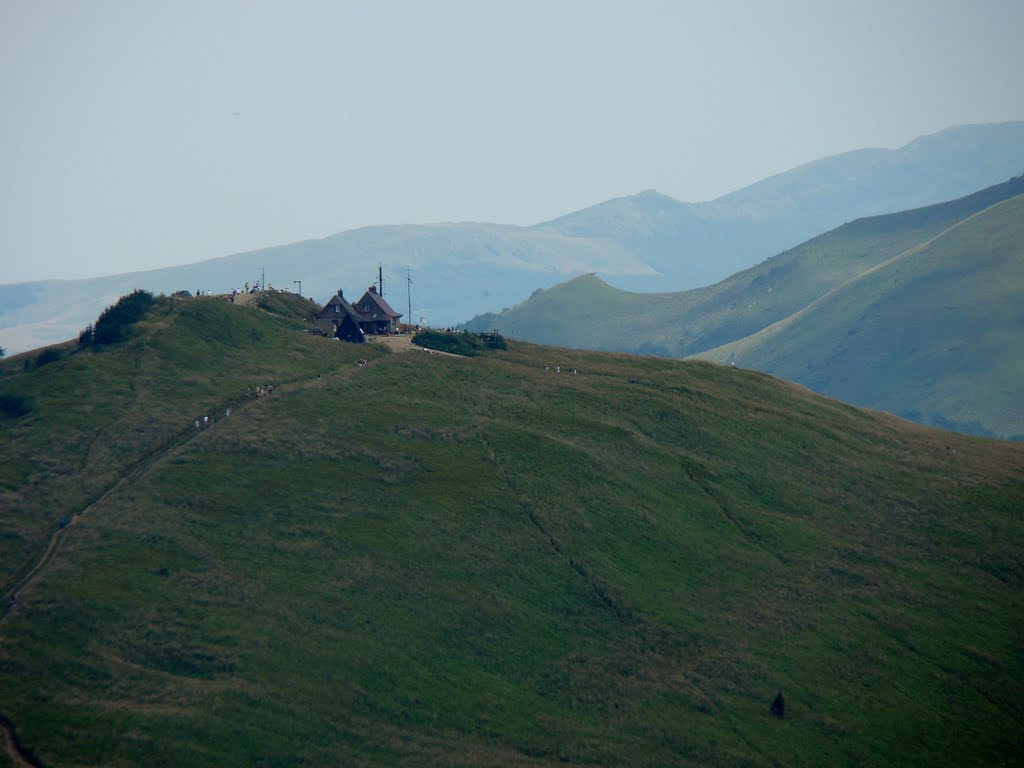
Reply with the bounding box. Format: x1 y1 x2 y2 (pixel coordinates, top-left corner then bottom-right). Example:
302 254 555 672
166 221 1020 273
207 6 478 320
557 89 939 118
2 0 1023 284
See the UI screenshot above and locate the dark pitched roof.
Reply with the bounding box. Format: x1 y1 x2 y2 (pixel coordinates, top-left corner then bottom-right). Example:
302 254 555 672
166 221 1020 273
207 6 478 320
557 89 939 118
355 287 402 320
318 290 367 322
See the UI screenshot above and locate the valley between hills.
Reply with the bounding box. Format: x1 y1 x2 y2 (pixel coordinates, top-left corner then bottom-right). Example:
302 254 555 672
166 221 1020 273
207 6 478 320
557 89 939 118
467 175 1024 440
1 293 1022 765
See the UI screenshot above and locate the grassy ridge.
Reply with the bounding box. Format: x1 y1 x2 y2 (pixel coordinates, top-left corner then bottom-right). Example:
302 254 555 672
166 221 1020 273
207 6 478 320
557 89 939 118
465 176 1024 358
464 178 1024 437
700 194 1024 438
1 299 1023 765
0 293 374 590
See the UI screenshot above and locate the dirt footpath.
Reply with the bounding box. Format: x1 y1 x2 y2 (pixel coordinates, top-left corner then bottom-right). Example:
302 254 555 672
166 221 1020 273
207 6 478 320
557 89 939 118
368 335 415 352
368 335 461 357
231 292 257 306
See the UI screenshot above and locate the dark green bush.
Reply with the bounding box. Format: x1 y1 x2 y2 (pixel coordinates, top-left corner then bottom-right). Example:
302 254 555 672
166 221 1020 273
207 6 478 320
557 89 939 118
92 290 155 345
412 330 507 355
479 332 506 350
412 330 485 356
0 392 33 419
35 348 64 367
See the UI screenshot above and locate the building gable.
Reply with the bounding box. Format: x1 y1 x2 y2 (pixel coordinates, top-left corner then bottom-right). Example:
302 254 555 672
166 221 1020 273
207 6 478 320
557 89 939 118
318 286 404 336
355 286 402 321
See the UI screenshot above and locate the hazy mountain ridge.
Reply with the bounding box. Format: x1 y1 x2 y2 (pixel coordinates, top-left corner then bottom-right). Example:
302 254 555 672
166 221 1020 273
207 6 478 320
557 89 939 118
539 121 1024 289
714 122 1024 216
466 175 1024 350
2 121 1024 355
464 177 1024 438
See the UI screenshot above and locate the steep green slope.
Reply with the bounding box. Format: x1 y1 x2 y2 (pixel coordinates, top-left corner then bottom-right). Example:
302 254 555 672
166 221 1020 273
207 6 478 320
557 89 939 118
699 194 1024 439
1 299 1023 766
0 292 375 590
464 175 1024 359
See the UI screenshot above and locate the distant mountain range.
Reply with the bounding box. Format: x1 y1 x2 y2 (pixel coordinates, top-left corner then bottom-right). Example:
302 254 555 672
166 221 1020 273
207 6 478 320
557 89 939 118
2 120 1024 356
535 120 1024 289
463 176 1024 439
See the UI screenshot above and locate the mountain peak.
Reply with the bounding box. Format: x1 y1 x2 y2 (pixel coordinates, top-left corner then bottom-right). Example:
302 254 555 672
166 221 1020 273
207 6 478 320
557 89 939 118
630 188 677 203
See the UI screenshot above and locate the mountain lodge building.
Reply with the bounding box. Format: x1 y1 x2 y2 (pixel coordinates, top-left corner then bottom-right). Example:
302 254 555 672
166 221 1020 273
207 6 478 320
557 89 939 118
353 285 402 335
317 287 403 341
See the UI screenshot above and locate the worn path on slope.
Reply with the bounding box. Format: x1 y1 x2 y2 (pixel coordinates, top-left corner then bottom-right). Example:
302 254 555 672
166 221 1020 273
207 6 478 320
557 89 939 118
0 333 438 765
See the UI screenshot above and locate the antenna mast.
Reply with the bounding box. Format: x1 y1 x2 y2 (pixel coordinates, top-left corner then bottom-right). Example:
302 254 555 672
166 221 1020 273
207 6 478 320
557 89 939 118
378 263 384 297
406 266 413 329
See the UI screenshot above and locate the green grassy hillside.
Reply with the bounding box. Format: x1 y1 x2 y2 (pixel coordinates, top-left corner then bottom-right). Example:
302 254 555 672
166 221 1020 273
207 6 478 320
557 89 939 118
465 178 1024 437
465 175 1024 359
1 296 1023 766
0 292 367 591
699 194 1024 439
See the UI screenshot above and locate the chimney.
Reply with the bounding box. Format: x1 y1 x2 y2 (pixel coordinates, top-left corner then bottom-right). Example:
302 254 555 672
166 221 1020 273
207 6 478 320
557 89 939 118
338 289 344 298
368 285 377 294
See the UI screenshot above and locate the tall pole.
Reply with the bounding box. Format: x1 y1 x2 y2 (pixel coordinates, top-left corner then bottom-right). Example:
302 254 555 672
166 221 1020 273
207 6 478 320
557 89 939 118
378 263 384 296
294 280 301 297
406 266 412 331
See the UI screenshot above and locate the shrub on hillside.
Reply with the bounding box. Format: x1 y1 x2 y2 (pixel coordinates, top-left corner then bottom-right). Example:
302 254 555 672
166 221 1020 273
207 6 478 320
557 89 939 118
770 691 785 718
479 332 506 350
35 348 64 367
412 330 485 356
0 392 33 419
89 290 155 345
